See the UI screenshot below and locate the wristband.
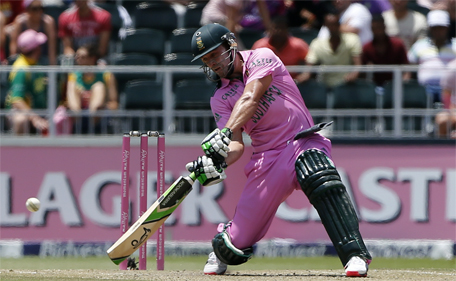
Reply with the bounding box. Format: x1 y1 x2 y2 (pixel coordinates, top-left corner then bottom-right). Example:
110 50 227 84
221 127 233 139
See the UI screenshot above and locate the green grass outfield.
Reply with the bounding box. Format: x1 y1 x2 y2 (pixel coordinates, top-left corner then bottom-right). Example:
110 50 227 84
1 256 455 271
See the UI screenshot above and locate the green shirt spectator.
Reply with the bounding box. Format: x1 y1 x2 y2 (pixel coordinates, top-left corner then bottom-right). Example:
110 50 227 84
6 29 48 135
7 54 47 109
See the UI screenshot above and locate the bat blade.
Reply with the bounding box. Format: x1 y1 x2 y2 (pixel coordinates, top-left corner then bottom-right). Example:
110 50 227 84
107 172 196 265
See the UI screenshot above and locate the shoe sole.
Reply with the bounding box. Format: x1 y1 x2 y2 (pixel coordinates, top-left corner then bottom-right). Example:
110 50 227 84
346 271 367 277
204 271 226 275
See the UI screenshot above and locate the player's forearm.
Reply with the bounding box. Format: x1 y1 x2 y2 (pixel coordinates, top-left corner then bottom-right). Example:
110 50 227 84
225 131 244 167
225 90 259 133
225 76 272 133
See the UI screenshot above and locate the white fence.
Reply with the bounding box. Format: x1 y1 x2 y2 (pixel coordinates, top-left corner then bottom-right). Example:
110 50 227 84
0 64 446 138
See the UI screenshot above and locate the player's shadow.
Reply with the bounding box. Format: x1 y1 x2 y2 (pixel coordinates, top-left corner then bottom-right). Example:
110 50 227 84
224 272 343 278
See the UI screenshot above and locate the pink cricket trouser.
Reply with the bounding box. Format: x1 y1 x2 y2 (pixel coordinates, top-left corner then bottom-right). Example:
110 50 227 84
222 134 332 249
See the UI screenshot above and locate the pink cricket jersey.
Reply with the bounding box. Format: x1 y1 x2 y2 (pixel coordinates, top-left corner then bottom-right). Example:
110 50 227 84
210 48 315 153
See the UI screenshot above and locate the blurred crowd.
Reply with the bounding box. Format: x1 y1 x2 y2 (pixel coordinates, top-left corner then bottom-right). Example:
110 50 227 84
0 0 455 137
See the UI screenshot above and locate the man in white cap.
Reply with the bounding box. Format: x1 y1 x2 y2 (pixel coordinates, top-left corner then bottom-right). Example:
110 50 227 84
6 29 49 135
408 9 456 103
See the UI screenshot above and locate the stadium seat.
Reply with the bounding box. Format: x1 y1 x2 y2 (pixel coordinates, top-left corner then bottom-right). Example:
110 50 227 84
0 80 9 109
173 79 216 133
121 79 164 132
122 0 138 16
238 29 265 50
164 53 205 83
94 2 125 41
170 28 198 54
43 4 68 24
124 80 163 110
111 53 158 93
173 79 215 110
383 80 428 109
333 80 377 109
121 29 165 62
382 80 430 132
289 27 319 45
134 2 178 34
332 80 378 132
297 79 328 109
183 2 206 28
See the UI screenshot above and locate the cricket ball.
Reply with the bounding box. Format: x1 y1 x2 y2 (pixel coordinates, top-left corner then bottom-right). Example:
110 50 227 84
26 197 40 212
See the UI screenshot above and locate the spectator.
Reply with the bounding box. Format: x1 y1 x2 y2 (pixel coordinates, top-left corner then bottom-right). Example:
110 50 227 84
200 0 284 49
435 58 456 138
428 0 455 42
357 0 392 15
66 44 118 133
93 0 133 40
317 0 373 45
362 14 410 86
286 0 335 30
382 0 428 51
417 0 446 9
0 11 6 63
58 0 111 59
1 0 25 60
408 9 456 103
0 0 24 25
251 15 308 79
201 0 260 32
296 13 362 89
42 0 66 5
9 0 57 65
5 29 48 135
447 0 456 41
239 0 285 31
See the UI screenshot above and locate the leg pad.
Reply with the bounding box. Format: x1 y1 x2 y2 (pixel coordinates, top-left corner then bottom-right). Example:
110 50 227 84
295 149 372 266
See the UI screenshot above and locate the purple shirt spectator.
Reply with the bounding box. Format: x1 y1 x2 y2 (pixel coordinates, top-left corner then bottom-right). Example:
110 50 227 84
357 0 392 15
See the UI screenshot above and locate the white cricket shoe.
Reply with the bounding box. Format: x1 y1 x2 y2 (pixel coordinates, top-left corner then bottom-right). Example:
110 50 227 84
344 256 368 277
203 252 227 275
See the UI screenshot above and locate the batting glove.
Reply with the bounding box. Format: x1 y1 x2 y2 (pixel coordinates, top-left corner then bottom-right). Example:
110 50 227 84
201 128 232 164
186 156 227 186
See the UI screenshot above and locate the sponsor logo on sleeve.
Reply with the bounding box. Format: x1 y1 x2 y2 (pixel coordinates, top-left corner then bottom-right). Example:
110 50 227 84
249 58 273 68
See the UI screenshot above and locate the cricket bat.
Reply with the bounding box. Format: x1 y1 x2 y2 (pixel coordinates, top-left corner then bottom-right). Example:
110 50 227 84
107 172 196 265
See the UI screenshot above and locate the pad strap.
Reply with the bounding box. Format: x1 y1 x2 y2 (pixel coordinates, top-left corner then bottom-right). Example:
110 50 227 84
212 222 253 265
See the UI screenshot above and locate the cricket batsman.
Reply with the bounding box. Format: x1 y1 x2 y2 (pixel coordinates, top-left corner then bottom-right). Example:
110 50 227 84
185 23 372 277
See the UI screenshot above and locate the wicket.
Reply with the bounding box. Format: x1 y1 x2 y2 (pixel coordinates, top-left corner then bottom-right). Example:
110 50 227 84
120 131 165 270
